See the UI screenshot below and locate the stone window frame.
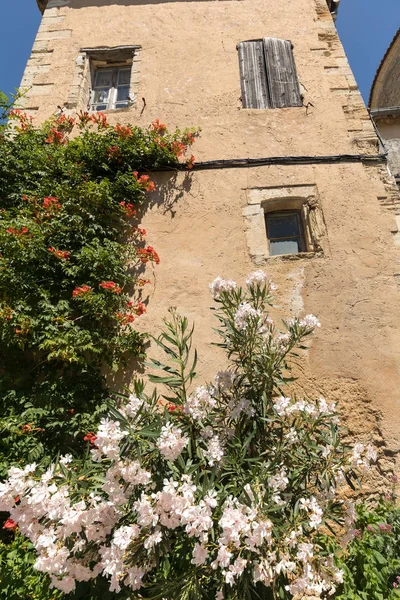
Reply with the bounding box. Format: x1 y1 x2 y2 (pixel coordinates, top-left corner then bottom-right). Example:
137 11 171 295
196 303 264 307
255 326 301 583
242 185 326 264
65 45 142 113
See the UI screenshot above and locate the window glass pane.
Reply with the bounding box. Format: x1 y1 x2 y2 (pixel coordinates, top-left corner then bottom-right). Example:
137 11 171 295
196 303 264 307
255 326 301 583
94 70 113 88
116 86 130 103
93 88 110 105
270 239 300 256
117 68 131 86
93 104 108 111
267 214 300 239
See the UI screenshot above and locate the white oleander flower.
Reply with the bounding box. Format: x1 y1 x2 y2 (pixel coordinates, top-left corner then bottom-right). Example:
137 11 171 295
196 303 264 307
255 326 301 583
209 276 237 299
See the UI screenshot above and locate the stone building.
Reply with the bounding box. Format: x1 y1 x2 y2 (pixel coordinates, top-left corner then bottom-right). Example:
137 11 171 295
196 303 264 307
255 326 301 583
24 0 400 473
369 29 400 186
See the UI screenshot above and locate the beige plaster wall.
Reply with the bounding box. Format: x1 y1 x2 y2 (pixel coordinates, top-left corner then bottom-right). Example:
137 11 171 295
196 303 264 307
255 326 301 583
23 0 400 477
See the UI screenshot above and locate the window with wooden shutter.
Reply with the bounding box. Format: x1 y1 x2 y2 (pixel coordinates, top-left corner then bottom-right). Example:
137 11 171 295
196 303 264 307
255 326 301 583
238 38 302 109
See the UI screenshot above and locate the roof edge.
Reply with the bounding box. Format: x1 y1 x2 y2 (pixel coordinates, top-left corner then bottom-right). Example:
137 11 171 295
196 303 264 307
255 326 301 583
36 0 48 13
369 28 400 108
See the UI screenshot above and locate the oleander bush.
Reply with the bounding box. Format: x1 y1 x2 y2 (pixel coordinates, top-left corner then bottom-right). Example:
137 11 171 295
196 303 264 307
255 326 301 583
0 273 381 599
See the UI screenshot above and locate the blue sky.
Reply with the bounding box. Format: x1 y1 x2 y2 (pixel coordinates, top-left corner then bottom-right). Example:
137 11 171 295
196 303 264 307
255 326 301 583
0 0 399 105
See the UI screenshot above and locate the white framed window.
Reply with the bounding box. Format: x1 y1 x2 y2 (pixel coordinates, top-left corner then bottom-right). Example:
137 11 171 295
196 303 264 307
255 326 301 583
66 46 141 113
91 66 132 111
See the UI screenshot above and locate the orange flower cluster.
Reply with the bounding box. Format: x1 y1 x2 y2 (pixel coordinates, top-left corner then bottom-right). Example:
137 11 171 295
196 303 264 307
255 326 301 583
9 109 33 132
133 172 156 192
157 398 183 413
152 119 167 134
107 145 121 160
184 132 196 145
43 197 62 211
6 226 29 236
54 114 75 132
171 141 186 158
15 324 30 335
120 201 136 218
72 285 92 298
136 245 160 265
138 278 151 287
0 307 13 321
115 125 133 138
186 155 196 169
84 432 97 445
99 281 122 294
48 247 70 260
154 137 166 149
132 226 146 238
116 312 136 325
77 111 109 129
45 128 66 145
3 518 17 531
116 301 146 325
91 112 109 129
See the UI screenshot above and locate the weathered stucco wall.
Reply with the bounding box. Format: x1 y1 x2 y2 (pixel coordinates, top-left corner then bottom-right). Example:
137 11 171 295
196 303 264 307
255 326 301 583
24 0 400 477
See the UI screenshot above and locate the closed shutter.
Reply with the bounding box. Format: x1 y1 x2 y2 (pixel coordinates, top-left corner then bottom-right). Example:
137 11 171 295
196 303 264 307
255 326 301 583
263 38 302 108
238 41 270 109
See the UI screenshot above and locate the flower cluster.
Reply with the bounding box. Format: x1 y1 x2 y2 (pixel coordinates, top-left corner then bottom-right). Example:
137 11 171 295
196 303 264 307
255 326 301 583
45 128 66 145
234 302 262 331
48 247 70 260
6 226 29 236
115 125 132 138
209 276 237 299
132 172 156 192
136 245 160 265
99 281 122 294
151 119 167 134
72 285 92 298
120 201 136 218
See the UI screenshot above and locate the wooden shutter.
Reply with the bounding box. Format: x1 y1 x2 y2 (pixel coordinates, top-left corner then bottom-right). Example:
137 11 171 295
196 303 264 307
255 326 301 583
238 41 270 109
263 38 302 108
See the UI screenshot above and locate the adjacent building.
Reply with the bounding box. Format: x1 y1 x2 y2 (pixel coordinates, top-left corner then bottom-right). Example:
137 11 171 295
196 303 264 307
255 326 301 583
369 28 400 187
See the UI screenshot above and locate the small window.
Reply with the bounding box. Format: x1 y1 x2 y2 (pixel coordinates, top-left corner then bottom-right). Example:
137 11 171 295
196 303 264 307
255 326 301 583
265 211 305 256
237 37 302 109
91 66 132 111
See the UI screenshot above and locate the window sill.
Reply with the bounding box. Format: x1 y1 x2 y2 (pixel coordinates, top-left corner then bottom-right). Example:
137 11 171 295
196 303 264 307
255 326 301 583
90 106 135 115
266 251 323 261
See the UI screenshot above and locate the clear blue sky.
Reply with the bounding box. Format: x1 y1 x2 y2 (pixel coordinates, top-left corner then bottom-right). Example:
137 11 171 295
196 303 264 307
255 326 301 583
0 0 399 105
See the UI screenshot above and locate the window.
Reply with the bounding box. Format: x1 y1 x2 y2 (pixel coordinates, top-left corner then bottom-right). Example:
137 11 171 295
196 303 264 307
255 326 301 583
237 37 302 109
265 211 306 256
65 46 141 113
91 66 132 111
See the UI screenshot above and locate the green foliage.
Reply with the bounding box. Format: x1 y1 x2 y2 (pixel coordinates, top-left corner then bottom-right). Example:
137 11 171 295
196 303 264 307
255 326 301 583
336 495 400 600
0 94 196 599
0 533 62 600
0 100 195 472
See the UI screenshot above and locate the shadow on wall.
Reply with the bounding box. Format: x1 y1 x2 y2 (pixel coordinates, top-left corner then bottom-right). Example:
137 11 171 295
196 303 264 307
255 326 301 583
105 170 195 390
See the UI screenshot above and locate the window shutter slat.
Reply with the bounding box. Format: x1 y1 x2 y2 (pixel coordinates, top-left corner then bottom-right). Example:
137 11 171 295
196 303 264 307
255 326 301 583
263 38 302 108
238 41 270 109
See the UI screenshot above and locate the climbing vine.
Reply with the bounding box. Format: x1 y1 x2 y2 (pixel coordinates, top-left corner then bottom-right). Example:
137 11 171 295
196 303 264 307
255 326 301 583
0 99 196 473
